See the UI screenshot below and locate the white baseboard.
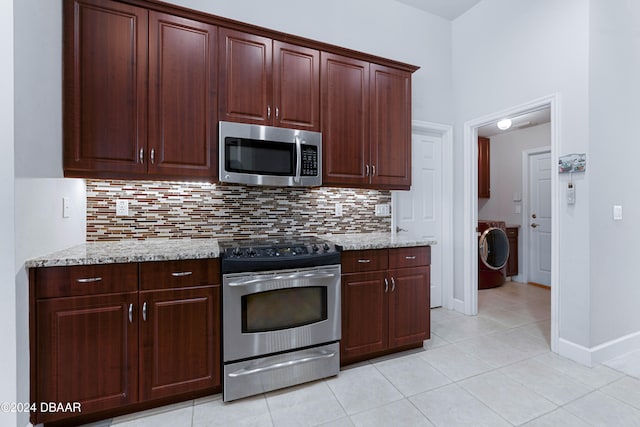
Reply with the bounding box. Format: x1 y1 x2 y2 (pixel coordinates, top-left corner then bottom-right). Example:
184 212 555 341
558 331 640 367
453 298 466 314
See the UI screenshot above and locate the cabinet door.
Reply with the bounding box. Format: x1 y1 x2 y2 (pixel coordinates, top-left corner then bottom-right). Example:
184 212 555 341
478 136 491 198
388 267 430 348
273 41 320 131
63 0 147 176
321 52 370 186
219 28 272 125
36 292 138 424
370 64 412 189
139 286 220 401
341 271 387 362
148 12 217 179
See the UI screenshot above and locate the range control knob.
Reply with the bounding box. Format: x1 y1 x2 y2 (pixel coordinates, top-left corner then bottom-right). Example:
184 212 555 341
312 243 319 252
232 247 242 257
248 247 256 257
323 243 330 252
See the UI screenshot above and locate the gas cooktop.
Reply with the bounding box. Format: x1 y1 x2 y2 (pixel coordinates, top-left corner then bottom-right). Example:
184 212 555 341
219 237 340 273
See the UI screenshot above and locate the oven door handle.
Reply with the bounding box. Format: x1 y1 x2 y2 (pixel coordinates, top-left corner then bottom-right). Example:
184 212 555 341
227 272 337 287
294 136 302 184
227 350 336 377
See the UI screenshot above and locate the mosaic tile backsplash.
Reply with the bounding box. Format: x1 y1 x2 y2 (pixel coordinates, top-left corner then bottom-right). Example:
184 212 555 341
86 180 392 241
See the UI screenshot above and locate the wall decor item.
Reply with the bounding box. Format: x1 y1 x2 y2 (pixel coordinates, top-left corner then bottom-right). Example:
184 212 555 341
86 180 391 241
558 153 586 173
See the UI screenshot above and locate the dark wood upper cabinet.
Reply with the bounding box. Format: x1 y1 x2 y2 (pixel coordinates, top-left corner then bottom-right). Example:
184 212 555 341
321 52 370 186
219 29 320 130
63 0 148 175
370 64 412 188
64 0 218 181
322 55 413 190
148 12 218 179
478 136 491 198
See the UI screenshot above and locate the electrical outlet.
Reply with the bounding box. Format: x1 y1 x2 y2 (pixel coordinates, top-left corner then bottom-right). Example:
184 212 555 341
335 203 343 217
116 199 129 216
375 204 390 216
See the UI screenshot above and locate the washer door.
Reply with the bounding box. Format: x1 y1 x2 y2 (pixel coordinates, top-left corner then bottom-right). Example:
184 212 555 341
479 227 509 270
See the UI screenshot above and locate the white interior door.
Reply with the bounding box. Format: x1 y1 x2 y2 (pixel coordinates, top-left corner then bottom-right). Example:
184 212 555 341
394 130 443 307
528 151 552 286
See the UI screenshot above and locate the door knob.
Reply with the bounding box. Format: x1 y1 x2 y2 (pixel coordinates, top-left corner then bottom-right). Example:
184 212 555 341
396 226 407 233
531 213 537 219
531 223 539 228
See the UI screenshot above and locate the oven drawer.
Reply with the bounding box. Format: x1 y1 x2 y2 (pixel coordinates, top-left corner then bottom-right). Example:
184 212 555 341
389 246 431 269
223 342 339 402
341 249 388 273
140 259 219 290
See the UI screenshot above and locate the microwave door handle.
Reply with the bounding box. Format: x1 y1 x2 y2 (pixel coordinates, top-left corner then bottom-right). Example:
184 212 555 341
294 136 302 184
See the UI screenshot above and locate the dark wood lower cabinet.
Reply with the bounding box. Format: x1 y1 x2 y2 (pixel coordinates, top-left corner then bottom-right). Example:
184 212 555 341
30 260 221 426
36 293 139 424
140 287 220 401
340 247 431 365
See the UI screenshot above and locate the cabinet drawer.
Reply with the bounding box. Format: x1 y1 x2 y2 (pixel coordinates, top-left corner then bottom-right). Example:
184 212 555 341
341 249 388 273
35 263 138 299
506 227 518 237
389 246 430 269
140 259 220 290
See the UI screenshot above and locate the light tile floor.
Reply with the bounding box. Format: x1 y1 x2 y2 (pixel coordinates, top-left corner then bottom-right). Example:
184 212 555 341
85 281 640 427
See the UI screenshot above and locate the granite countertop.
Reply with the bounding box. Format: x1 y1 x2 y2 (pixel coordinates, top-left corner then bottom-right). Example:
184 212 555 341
323 232 437 251
26 232 436 268
25 238 220 268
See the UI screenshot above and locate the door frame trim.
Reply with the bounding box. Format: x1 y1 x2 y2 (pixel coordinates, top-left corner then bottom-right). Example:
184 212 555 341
392 120 454 309
521 146 551 286
462 93 560 353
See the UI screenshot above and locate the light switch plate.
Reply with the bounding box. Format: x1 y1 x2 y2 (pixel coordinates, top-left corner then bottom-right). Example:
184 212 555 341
334 203 343 217
62 197 71 218
375 204 390 217
613 205 623 221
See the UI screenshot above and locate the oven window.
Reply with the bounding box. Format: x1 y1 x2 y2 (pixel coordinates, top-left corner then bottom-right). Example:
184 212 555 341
242 287 328 333
225 137 295 176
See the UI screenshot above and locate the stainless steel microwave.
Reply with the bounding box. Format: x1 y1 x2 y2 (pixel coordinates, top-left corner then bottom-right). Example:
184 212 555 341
219 121 322 187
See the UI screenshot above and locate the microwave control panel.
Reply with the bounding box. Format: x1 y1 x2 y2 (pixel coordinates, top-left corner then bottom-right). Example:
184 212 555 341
301 145 318 176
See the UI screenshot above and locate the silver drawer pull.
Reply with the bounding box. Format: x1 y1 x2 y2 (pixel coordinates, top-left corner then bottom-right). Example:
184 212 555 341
405 256 417 260
128 303 133 323
76 277 103 283
357 259 371 263
171 271 193 277
228 350 336 377
142 301 147 321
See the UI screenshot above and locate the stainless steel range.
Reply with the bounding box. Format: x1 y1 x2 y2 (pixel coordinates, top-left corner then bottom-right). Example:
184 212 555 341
220 238 341 402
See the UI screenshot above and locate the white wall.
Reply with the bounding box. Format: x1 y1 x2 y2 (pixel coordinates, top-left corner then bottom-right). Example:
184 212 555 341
1 0 17 425
452 0 592 348
13 0 87 424
589 1 640 348
478 123 551 226
164 0 454 124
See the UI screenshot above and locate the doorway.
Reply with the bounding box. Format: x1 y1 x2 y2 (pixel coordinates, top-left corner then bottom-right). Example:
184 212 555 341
463 94 559 353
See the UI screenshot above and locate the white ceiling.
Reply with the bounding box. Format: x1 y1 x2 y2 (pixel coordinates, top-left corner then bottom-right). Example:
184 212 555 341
477 108 551 138
394 0 482 20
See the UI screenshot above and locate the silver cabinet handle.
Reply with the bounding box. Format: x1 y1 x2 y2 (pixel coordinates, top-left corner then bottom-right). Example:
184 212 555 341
76 277 102 283
139 147 144 163
128 303 133 323
372 165 376 176
405 256 417 260
391 277 396 292
384 278 389 293
150 148 155 164
142 301 147 321
275 107 279 119
228 350 336 377
171 271 193 277
365 164 370 176
357 259 371 263
267 105 271 119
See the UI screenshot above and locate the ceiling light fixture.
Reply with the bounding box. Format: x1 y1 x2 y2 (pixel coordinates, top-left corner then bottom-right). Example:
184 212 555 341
497 119 512 130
